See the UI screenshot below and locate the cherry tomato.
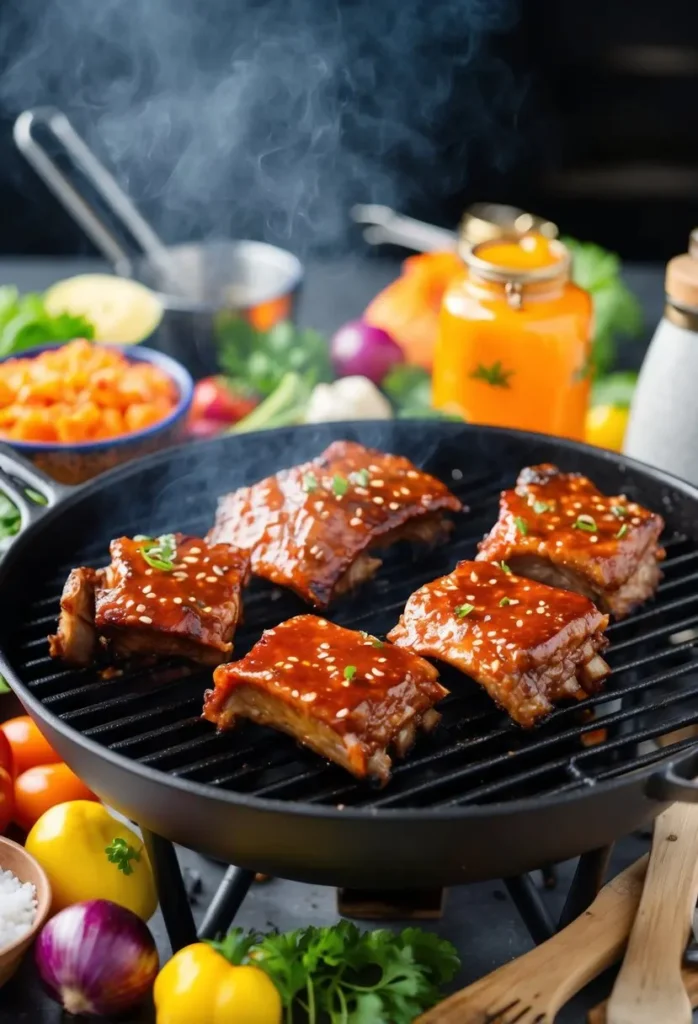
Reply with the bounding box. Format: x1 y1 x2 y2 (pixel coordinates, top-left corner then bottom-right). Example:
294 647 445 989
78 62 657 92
0 716 61 776
14 763 97 832
0 729 12 776
190 377 257 424
0 767 13 834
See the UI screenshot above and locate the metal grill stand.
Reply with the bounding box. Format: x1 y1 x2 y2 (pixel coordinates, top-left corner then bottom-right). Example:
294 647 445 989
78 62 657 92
144 831 614 952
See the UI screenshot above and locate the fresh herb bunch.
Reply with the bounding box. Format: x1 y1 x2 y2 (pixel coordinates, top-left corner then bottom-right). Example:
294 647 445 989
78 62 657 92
216 317 333 398
0 286 95 358
381 365 458 419
563 238 644 378
210 921 460 1024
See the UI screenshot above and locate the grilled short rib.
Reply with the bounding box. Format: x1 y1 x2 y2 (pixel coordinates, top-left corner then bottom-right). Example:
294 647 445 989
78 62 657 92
49 534 249 667
388 560 610 727
203 614 448 784
477 464 664 618
207 440 463 608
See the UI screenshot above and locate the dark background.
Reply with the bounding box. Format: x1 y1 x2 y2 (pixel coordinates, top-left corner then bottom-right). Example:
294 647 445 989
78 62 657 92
0 0 696 261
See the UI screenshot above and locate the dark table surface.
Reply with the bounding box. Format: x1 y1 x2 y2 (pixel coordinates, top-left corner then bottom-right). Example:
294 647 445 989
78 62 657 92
0 254 685 1024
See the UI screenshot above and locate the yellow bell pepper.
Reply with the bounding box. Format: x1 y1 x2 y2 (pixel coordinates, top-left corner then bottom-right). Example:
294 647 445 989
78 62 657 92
585 404 630 453
25 799 157 920
154 943 282 1024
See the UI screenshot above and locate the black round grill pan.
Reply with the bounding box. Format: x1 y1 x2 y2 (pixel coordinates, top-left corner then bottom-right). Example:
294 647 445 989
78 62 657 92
2 421 698 888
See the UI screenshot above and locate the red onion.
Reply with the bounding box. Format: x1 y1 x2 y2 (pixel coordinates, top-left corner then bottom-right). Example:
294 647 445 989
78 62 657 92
35 899 159 1017
329 320 404 384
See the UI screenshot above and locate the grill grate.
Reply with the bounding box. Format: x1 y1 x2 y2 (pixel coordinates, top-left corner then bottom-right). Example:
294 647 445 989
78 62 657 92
7 465 698 812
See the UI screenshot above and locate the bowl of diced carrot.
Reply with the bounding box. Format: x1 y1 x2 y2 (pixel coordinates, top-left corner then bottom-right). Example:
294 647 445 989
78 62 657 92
0 339 193 485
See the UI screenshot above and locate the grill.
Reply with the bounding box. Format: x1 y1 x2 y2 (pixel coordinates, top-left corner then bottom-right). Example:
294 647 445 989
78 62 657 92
2 421 698 891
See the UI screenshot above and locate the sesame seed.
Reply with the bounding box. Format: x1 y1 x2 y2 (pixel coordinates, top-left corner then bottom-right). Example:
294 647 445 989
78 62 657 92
288 656 299 662
143 584 152 594
173 597 183 604
173 571 188 580
377 657 387 663
484 614 491 622
139 615 153 624
196 571 206 580
488 579 497 585
336 708 349 718
388 502 400 511
470 572 478 583
275 661 284 667
183 556 198 564
291 689 300 698
301 692 317 702
212 565 224 576
318 619 328 626
126 600 134 608
342 681 351 687
319 642 330 649
399 486 410 495
473 639 483 646
205 576 217 583
373 668 384 677
350 517 362 526
370 479 385 488
136 603 146 612
189 546 202 554
373 496 385 505
406 470 418 478
516 619 524 627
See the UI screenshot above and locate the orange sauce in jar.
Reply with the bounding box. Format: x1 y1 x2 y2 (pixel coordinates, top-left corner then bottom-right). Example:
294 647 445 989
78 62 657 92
432 234 592 440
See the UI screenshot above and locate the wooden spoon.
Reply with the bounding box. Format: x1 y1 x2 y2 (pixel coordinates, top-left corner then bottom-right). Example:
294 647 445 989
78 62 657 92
589 965 698 1022
606 802 698 1024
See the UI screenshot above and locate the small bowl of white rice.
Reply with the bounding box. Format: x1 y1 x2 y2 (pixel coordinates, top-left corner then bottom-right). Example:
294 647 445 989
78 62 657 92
0 837 51 988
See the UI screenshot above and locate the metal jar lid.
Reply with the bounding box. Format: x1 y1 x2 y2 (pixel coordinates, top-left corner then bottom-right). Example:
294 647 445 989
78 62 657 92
458 203 558 250
462 235 571 309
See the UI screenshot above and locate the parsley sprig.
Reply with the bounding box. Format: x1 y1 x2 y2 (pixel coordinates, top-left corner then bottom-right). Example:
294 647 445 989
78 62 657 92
209 922 460 1024
105 837 142 876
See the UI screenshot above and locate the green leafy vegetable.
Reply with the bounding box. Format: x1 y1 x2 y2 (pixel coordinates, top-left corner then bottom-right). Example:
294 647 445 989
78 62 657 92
455 603 474 618
563 239 643 378
469 361 514 389
216 317 332 398
0 286 94 358
105 837 142 876
231 373 312 434
591 371 638 410
138 534 177 571
210 922 460 1024
382 365 460 420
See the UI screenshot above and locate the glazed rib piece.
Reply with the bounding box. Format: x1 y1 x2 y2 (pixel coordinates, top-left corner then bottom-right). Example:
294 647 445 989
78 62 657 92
207 440 463 608
204 614 448 784
477 464 665 618
387 560 610 727
49 534 249 668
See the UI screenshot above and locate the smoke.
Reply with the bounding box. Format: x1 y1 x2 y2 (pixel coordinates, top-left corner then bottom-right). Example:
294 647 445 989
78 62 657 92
0 0 522 254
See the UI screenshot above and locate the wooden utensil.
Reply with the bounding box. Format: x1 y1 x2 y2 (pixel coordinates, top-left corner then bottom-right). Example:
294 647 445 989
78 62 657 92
606 802 698 1024
418 855 648 1023
589 964 698 1022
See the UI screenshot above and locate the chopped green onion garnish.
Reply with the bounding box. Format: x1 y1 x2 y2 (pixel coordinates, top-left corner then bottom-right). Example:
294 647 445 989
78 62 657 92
455 603 475 618
573 515 597 533
532 500 552 515
514 517 528 535
349 468 370 487
139 534 177 571
332 475 349 497
371 637 384 648
343 665 357 681
499 596 512 607
302 472 318 493
499 561 512 574
611 505 628 519
615 524 628 539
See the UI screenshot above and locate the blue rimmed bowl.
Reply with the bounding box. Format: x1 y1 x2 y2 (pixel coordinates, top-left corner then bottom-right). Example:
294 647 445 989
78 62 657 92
0 343 193 485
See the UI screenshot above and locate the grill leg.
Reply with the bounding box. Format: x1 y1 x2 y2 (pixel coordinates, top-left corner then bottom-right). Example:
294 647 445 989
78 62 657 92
198 866 256 940
557 844 613 930
142 829 197 953
504 873 555 944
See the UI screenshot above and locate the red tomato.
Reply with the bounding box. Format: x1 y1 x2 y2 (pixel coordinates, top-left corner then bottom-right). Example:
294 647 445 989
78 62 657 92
0 729 12 776
0 716 60 776
14 763 98 832
190 377 257 424
0 767 13 834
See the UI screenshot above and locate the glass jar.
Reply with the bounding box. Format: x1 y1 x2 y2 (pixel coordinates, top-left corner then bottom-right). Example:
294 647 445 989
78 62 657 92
432 234 593 440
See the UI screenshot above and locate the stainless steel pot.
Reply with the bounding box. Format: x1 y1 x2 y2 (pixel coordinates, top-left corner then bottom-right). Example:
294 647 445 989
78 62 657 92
14 108 304 379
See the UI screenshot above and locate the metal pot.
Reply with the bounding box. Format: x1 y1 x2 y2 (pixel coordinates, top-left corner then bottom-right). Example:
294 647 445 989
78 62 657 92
14 108 304 379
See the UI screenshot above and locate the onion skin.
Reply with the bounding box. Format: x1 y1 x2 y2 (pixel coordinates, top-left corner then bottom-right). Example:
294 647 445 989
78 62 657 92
329 320 404 384
35 899 159 1017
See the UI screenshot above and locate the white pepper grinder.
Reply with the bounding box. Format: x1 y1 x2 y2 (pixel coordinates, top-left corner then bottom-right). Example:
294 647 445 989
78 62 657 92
624 243 698 483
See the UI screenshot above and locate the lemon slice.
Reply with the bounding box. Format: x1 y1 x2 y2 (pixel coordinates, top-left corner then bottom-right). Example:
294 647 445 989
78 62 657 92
44 274 163 345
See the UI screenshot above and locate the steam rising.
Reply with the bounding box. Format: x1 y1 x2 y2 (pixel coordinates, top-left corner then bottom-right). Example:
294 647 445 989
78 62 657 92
0 0 520 254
